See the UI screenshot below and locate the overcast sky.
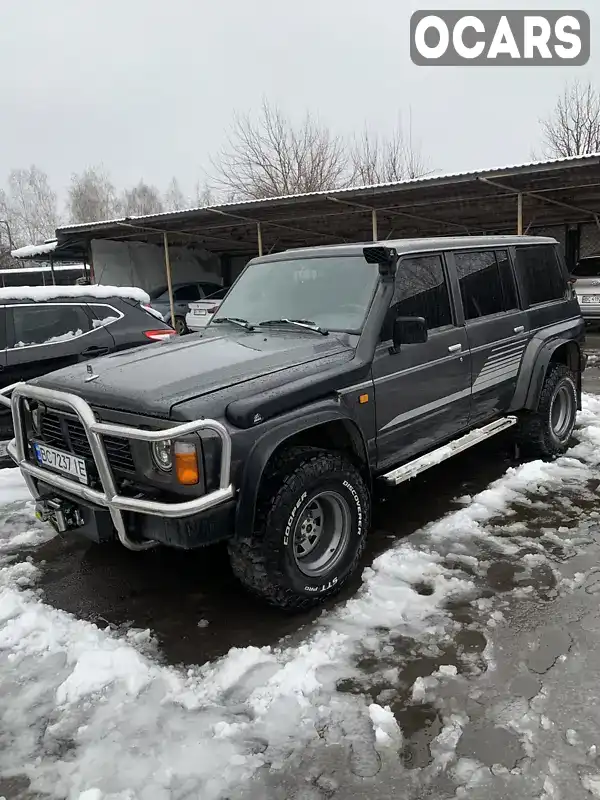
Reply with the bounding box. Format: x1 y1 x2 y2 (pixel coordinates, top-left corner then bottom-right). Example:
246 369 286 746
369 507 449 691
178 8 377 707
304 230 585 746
0 0 597 206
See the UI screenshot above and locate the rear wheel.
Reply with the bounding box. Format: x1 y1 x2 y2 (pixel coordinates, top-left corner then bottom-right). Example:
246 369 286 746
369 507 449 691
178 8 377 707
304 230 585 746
517 363 577 458
228 448 370 610
174 316 188 335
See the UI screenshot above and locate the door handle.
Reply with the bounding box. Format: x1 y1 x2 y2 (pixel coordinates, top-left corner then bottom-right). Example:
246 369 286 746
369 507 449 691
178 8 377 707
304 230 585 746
81 346 109 358
448 343 462 353
514 325 525 334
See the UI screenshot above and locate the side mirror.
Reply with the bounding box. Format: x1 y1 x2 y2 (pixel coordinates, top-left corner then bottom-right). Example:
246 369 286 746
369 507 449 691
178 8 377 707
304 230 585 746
392 316 428 350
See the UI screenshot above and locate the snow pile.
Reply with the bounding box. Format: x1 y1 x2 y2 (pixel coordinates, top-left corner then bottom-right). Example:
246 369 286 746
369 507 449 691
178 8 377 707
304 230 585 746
1 396 600 797
15 329 83 348
92 316 120 329
368 703 403 746
0 469 54 553
0 284 150 304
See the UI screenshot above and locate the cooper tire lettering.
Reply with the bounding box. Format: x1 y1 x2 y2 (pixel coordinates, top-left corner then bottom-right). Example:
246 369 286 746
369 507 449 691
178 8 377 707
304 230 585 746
283 490 307 546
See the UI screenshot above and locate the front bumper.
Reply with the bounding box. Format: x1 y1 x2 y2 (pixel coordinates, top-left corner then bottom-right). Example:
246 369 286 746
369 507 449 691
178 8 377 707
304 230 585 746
3 382 235 551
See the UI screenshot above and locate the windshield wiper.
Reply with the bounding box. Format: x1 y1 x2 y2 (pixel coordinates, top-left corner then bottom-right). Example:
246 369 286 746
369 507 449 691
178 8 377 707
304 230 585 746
258 318 329 335
212 317 255 331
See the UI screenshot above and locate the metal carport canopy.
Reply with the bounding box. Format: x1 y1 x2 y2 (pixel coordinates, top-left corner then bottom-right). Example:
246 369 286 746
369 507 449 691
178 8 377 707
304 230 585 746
55 153 600 257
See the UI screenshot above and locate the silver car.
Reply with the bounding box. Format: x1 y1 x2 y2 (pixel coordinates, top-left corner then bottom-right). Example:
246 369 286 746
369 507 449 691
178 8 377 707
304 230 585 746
573 256 600 324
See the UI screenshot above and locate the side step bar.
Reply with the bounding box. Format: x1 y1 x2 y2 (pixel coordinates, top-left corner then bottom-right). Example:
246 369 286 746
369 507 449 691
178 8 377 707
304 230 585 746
381 416 518 486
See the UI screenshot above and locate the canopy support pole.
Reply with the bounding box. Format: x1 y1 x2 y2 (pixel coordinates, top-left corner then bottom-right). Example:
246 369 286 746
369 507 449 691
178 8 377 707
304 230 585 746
257 222 263 256
163 232 176 328
49 253 56 285
517 193 523 235
372 209 378 242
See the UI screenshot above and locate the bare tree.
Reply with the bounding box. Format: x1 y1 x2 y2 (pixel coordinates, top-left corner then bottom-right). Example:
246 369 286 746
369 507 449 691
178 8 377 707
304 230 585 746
211 100 349 200
67 166 119 223
121 181 164 216
1 166 58 246
350 119 429 185
164 177 189 211
194 179 215 206
540 80 600 158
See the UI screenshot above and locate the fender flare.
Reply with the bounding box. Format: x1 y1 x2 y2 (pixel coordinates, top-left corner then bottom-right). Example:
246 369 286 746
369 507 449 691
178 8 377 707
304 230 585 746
511 334 582 413
234 406 369 538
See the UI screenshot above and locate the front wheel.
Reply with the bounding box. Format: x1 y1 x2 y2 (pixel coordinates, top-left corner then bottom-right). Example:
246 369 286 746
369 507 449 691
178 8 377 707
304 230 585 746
228 449 370 610
517 363 578 458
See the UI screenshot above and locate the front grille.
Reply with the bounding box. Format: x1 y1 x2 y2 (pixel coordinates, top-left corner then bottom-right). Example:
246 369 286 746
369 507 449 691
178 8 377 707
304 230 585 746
39 411 135 473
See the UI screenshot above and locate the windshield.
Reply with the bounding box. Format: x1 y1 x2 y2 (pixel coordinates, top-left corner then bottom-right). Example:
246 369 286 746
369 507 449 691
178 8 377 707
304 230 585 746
211 256 378 333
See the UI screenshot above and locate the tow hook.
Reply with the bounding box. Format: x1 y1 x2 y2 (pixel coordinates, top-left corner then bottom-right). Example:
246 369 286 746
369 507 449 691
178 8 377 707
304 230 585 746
35 499 84 533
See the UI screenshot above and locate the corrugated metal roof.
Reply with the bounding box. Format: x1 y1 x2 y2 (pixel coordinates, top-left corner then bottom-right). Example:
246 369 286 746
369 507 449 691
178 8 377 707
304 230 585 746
56 152 600 236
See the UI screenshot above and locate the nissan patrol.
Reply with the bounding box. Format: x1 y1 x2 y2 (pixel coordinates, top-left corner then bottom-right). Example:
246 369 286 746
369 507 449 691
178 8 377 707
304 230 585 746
4 236 585 609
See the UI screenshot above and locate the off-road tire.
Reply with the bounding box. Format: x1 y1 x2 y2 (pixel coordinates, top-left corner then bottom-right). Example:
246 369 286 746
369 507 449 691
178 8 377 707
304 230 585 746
517 363 577 458
228 447 370 610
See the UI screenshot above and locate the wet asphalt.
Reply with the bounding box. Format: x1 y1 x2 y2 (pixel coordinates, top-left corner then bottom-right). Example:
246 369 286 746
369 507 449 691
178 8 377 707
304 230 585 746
4 333 600 799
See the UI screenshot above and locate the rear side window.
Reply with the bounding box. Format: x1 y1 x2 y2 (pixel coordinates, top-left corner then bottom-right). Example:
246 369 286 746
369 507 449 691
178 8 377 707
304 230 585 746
88 304 123 329
11 303 90 348
455 249 518 320
515 245 566 306
387 254 453 334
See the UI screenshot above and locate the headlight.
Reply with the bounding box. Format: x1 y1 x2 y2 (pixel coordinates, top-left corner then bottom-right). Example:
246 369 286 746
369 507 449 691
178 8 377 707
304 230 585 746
152 439 172 471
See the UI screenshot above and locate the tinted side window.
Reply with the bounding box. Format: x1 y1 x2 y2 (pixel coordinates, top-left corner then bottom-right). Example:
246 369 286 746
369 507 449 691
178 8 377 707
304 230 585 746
455 250 517 320
11 304 90 348
516 245 566 306
384 254 453 337
174 285 201 301
88 304 123 329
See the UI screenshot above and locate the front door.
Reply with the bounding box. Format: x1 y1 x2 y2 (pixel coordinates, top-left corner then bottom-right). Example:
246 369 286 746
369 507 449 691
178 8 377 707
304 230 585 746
372 252 471 469
448 248 529 425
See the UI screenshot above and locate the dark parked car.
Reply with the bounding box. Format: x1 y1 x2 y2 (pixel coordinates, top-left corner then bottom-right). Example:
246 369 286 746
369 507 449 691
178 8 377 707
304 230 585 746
0 286 175 462
148 281 223 334
7 236 585 609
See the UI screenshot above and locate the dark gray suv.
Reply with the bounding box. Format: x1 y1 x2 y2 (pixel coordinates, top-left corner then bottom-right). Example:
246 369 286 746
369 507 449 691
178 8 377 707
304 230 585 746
6 236 585 609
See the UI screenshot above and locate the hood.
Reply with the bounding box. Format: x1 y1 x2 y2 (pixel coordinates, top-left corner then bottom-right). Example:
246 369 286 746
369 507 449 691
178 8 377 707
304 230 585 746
31 329 354 417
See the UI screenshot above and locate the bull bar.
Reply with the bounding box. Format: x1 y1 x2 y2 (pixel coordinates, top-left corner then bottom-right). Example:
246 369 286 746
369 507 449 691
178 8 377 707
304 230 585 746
0 383 235 551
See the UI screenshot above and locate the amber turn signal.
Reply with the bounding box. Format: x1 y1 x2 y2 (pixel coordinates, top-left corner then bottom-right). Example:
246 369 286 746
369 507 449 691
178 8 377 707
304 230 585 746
174 441 199 485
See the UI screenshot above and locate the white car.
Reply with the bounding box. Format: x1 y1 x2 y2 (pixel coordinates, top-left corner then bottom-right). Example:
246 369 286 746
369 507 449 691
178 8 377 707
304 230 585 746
185 287 228 331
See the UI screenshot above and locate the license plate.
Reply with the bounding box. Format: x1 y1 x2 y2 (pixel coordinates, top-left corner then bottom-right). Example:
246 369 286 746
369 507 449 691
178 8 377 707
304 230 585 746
33 442 88 484
194 309 207 315
581 295 600 303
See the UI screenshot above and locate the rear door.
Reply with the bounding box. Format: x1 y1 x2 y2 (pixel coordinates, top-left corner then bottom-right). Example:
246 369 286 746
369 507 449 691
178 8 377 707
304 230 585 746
5 301 114 385
447 248 528 426
372 252 472 469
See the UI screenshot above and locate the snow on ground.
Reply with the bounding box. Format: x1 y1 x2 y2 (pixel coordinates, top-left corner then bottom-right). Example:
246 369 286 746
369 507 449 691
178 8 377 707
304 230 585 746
2 398 600 798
